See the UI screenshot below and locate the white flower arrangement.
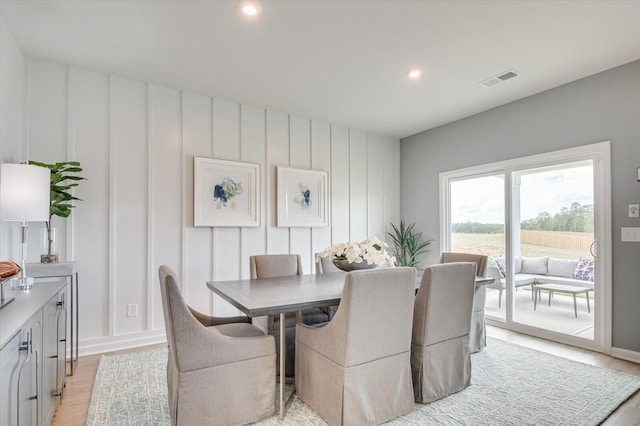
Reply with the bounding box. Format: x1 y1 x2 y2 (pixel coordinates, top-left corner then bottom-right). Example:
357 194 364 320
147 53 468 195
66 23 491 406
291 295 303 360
320 236 396 267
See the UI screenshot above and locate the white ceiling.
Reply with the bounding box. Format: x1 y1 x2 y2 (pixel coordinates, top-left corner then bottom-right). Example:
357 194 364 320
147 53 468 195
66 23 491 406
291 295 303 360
2 0 640 139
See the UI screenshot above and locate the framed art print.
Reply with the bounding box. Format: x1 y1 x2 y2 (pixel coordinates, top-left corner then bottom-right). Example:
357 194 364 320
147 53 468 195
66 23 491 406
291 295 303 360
194 156 260 227
277 166 328 227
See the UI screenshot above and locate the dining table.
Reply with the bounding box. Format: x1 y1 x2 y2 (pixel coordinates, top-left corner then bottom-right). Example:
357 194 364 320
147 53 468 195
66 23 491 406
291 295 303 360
207 271 494 419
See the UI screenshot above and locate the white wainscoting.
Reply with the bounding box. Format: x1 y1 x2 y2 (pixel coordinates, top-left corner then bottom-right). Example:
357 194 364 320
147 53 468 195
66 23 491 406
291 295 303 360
20 58 400 354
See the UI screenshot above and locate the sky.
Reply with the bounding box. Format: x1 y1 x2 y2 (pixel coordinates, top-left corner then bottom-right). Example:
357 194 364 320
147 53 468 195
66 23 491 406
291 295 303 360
451 163 594 224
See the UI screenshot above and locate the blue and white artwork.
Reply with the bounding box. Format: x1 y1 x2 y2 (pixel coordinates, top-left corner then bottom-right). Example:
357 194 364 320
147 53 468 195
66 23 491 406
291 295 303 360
213 177 243 208
293 183 312 209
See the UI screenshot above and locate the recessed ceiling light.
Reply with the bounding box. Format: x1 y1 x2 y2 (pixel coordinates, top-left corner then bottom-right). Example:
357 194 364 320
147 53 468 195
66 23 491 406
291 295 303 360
406 68 423 80
241 2 260 17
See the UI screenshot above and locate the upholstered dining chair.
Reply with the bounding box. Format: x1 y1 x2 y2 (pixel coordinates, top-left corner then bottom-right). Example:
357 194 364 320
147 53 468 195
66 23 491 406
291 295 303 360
314 253 343 274
158 265 275 426
411 262 476 403
249 254 329 377
314 253 343 319
440 251 489 353
295 268 416 425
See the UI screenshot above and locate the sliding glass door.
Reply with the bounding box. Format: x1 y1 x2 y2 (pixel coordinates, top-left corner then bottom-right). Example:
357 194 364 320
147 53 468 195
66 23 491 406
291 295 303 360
449 173 505 322
441 143 611 352
512 162 595 339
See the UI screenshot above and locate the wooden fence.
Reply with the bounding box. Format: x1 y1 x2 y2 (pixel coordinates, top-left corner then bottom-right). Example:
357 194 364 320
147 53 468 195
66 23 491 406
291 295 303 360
520 230 593 252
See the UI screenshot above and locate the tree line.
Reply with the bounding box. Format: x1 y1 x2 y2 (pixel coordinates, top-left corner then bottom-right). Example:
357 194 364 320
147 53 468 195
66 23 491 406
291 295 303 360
453 202 594 233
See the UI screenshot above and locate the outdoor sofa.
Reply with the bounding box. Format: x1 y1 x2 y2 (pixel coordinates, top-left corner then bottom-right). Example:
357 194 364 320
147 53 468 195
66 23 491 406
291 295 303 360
487 256 594 308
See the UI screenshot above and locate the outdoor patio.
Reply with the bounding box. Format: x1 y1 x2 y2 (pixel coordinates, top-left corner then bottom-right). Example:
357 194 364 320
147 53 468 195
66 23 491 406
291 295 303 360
484 288 594 340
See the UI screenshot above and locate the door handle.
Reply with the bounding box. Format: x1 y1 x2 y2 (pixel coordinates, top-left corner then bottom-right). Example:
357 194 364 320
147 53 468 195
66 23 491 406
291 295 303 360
590 241 598 258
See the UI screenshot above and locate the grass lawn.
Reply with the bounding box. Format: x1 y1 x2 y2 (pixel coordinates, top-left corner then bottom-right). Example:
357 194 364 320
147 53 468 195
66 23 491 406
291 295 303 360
452 233 592 260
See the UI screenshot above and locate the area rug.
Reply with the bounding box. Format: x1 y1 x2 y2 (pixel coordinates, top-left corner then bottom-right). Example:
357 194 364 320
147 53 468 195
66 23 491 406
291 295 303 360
86 338 640 425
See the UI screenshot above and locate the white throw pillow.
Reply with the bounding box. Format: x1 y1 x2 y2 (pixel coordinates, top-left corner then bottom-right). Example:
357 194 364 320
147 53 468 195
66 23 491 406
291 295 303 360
496 256 523 274
520 256 548 275
514 256 522 274
547 257 579 278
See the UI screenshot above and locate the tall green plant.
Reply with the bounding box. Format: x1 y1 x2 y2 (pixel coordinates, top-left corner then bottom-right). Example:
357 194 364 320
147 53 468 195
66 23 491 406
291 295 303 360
28 161 85 262
388 221 432 267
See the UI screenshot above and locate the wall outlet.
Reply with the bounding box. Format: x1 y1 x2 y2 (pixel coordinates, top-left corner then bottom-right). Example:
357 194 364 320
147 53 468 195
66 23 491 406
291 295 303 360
127 303 138 317
621 227 640 242
629 204 639 218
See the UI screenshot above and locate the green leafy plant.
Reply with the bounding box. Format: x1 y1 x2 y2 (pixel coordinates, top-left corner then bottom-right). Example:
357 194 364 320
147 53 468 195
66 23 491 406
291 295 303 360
28 161 85 262
388 221 432 267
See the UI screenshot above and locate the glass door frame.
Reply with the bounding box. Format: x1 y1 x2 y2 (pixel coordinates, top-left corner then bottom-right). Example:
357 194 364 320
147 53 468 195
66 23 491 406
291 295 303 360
439 141 611 354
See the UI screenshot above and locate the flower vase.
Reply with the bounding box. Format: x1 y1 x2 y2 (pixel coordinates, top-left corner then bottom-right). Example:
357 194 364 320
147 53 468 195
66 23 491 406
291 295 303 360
41 226 58 263
332 259 376 272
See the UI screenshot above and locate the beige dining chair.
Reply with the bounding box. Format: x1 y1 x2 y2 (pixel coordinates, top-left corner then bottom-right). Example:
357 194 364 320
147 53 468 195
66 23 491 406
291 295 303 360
315 254 343 274
250 254 329 377
314 253 343 319
440 251 489 353
158 265 275 426
412 262 476 403
295 268 416 425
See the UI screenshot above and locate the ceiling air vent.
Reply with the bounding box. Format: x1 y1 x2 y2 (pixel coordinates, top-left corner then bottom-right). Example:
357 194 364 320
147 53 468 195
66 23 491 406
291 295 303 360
480 69 521 88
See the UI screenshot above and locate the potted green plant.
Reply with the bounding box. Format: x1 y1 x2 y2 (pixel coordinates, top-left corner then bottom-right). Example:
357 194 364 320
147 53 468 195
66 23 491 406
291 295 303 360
388 221 432 267
28 161 85 263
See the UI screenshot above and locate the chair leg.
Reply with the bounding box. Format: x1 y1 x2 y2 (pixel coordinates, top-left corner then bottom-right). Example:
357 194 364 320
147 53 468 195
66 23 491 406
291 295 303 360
573 294 578 318
498 289 503 308
586 291 591 313
548 291 552 307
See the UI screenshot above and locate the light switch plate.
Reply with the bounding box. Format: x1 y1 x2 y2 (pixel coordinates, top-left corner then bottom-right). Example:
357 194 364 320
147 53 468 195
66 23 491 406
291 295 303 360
629 204 640 218
621 227 640 242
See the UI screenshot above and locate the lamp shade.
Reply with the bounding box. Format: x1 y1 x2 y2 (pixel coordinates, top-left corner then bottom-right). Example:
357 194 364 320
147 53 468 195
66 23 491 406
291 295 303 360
0 163 50 222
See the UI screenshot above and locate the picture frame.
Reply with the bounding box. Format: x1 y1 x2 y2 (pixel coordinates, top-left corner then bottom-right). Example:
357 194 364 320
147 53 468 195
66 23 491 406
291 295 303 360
277 166 328 227
194 156 260 227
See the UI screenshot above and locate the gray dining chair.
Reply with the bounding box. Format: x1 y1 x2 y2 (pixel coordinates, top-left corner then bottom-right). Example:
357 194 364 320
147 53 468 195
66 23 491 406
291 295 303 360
440 252 489 353
250 254 329 377
411 262 476 403
295 268 416 425
158 265 276 425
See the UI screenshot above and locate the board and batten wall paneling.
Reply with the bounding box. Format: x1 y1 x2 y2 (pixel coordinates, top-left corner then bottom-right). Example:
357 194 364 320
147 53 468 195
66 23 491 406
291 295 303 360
111 76 148 335
310 120 332 268
330 125 350 245
149 85 182 330
182 92 214 315
366 133 385 240
289 115 313 273
24 59 68 264
69 68 110 339
266 111 290 254
240 105 267 278
212 98 242 316
0 20 24 261
21 58 400 355
349 129 368 242
384 135 401 234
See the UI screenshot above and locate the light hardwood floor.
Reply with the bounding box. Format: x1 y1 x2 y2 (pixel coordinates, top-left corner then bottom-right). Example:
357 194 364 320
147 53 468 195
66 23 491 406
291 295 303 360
52 328 640 425
51 343 166 426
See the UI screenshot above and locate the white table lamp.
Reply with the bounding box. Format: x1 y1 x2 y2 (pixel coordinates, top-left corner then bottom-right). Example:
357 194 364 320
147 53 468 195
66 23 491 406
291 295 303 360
0 163 50 290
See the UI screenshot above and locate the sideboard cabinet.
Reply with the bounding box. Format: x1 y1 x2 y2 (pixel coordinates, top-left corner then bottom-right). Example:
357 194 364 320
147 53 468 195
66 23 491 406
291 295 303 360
0 280 68 426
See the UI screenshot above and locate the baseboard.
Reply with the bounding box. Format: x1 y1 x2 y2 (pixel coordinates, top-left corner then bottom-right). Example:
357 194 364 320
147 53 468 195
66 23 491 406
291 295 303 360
73 330 167 357
611 346 640 364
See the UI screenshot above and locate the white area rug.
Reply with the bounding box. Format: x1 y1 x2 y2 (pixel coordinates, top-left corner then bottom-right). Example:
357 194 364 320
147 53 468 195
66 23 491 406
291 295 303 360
85 338 640 425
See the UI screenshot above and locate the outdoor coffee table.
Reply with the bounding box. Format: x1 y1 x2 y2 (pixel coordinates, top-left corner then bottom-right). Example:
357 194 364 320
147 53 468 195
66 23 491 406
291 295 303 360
533 283 591 318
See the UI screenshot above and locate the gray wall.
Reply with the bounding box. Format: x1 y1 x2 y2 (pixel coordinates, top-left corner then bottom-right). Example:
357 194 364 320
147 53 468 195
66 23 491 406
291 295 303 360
401 59 640 352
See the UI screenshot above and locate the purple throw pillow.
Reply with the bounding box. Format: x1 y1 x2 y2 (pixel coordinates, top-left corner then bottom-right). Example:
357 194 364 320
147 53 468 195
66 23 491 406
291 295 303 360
573 257 594 282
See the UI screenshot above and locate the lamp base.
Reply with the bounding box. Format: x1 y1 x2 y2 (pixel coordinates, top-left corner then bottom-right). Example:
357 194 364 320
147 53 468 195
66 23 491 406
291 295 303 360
0 296 15 310
10 276 34 290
